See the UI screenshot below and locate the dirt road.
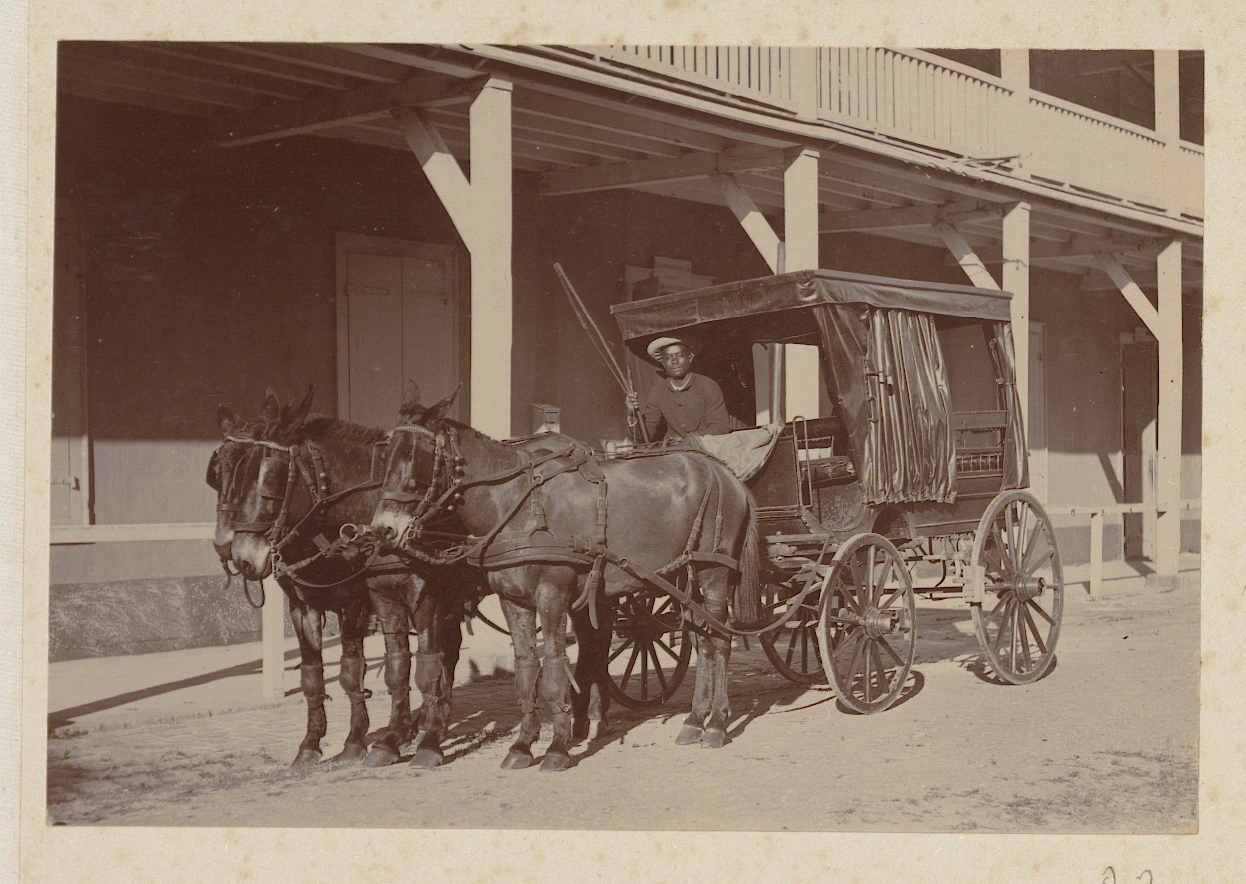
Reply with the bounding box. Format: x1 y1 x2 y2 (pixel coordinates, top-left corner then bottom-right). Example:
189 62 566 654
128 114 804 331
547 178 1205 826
47 584 1198 832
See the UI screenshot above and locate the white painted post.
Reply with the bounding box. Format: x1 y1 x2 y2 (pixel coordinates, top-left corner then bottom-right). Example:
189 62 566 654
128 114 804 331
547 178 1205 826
783 148 821 419
999 51 1031 175
789 47 820 122
1089 510 1104 599
468 79 514 439
261 577 285 699
1002 202 1031 434
1155 240 1183 576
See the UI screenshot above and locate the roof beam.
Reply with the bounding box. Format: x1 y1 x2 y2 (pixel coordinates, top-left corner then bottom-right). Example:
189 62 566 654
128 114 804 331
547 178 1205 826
942 235 1165 266
819 202 1005 233
212 73 489 147
540 146 792 196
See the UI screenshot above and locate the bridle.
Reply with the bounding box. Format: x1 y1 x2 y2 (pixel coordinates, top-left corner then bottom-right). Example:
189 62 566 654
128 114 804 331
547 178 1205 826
379 423 470 563
232 434 390 588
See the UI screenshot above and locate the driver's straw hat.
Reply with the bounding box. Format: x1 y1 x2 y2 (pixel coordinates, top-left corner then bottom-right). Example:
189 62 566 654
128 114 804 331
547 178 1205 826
646 336 696 360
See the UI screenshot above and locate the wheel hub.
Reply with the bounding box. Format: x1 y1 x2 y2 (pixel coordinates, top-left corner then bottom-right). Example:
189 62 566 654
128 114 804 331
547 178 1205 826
863 606 898 639
1013 575 1046 602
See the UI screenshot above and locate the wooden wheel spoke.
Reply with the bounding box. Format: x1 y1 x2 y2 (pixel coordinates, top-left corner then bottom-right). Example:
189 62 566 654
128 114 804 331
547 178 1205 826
991 599 1014 654
837 575 865 616
1008 602 1020 672
862 642 874 703
653 635 680 662
1023 548 1055 578
1026 597 1056 626
618 642 641 688
985 594 1009 625
866 547 880 606
878 634 905 668
982 542 1007 578
1004 504 1018 566
609 636 635 664
1018 517 1043 574
1017 605 1032 671
783 624 799 666
1019 602 1047 656
873 643 893 695
649 645 669 693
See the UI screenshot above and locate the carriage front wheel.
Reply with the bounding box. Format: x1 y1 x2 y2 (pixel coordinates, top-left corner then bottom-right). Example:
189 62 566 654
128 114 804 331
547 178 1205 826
605 593 692 710
816 533 916 714
970 489 1064 685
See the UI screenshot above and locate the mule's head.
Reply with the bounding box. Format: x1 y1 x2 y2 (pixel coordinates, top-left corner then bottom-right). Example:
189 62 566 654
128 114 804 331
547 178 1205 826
207 404 265 566
371 382 458 549
230 386 315 580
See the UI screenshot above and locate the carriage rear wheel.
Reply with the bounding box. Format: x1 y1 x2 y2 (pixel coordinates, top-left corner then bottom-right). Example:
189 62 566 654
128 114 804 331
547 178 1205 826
759 574 827 685
605 593 692 710
816 533 916 714
970 490 1064 685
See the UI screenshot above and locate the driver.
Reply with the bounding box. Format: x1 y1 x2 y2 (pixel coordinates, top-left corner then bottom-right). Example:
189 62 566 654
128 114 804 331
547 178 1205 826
626 336 730 441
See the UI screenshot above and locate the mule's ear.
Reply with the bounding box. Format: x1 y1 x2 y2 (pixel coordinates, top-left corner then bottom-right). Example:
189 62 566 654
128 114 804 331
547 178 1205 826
261 388 282 426
400 380 421 412
422 385 460 428
217 404 239 437
276 385 315 440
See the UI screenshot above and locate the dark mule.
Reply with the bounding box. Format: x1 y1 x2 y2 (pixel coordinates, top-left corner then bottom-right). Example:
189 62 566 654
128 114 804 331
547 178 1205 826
370 387 761 772
226 388 469 769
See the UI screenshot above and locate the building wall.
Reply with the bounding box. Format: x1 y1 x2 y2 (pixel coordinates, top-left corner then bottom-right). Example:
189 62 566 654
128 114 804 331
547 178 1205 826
50 96 1203 657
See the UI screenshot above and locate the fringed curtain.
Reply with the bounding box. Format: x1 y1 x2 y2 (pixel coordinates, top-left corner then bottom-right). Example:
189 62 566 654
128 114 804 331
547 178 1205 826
813 305 956 506
985 321 1030 490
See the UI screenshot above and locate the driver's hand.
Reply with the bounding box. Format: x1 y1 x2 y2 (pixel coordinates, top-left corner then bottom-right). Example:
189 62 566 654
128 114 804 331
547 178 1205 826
625 392 640 412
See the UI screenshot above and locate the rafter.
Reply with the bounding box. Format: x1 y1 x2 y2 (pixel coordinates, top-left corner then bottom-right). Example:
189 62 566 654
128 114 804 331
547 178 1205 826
540 146 793 196
212 73 489 147
819 202 1005 233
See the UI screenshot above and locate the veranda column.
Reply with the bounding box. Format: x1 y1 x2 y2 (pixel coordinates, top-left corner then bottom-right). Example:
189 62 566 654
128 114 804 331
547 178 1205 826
1002 201 1031 432
999 50 1030 176
782 148 821 422
1155 240 1183 576
469 80 514 438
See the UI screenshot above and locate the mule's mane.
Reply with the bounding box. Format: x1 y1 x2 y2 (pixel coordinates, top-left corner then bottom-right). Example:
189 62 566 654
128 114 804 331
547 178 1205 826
298 415 388 446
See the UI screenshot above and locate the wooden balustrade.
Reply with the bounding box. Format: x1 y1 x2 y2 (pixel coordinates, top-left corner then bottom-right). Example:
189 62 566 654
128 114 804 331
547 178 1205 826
600 45 797 110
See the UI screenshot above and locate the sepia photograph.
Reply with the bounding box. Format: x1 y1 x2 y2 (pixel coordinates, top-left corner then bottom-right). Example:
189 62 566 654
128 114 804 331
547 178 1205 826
15 1 1246 880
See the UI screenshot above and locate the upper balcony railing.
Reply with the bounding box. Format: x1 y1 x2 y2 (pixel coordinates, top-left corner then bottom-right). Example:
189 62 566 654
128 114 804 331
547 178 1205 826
589 46 1203 221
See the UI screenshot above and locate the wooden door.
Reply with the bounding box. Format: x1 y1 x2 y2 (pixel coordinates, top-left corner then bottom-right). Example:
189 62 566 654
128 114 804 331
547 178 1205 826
337 235 458 430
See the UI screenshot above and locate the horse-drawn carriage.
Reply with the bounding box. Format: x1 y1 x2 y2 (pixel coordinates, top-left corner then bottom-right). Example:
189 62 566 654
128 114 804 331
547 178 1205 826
607 268 1064 713
216 266 1062 771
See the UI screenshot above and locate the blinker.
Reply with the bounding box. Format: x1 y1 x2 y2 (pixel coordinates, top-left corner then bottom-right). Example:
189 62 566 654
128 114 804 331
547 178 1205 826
257 456 287 501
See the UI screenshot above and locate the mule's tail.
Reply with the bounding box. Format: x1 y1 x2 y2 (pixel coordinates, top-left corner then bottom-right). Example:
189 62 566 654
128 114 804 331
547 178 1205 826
732 493 763 627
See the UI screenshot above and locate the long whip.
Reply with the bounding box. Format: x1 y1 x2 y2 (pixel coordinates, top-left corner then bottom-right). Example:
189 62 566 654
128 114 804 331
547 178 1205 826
553 263 649 443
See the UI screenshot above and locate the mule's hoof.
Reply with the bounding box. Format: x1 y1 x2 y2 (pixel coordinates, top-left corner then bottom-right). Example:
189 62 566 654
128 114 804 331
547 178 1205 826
701 728 728 749
675 725 704 746
409 748 444 770
330 743 367 764
540 750 571 772
363 745 400 768
587 720 607 741
291 748 322 769
572 719 589 741
500 749 535 770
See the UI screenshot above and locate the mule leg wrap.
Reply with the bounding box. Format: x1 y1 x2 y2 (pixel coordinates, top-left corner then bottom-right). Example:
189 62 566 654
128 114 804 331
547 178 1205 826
300 663 327 703
513 657 541 716
540 655 573 716
384 652 411 698
414 652 444 698
338 655 366 702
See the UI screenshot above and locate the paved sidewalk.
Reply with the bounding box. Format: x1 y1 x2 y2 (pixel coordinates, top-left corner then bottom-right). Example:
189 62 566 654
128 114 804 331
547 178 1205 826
48 555 1201 735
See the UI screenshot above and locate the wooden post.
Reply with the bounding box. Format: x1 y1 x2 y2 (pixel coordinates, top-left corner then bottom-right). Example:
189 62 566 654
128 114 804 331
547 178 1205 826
1155 240 1183 576
783 148 821 420
1002 202 1031 433
999 51 1030 175
261 577 285 700
468 79 514 438
789 47 820 121
1089 510 1104 599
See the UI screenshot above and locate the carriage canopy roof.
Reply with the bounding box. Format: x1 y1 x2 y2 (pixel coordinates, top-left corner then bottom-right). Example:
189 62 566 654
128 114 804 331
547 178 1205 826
610 268 1013 344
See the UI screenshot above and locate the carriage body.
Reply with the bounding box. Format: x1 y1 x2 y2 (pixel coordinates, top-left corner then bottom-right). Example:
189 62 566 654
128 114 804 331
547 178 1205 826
611 270 1063 708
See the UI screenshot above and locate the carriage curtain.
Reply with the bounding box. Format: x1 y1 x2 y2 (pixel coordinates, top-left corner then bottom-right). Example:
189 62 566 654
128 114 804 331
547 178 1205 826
985 321 1030 490
812 305 957 506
